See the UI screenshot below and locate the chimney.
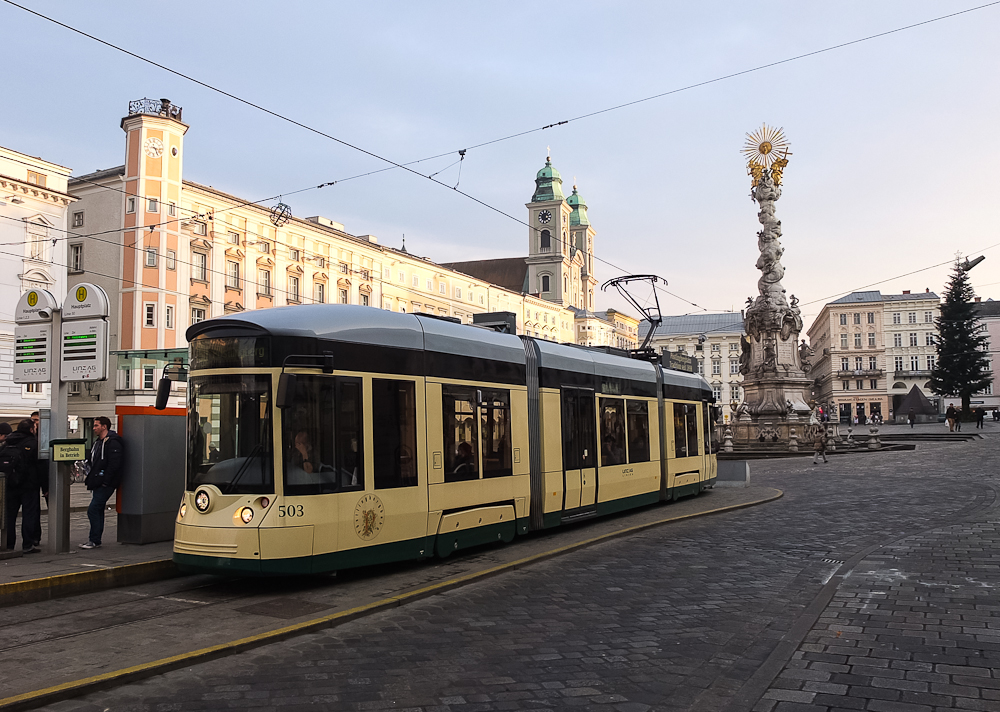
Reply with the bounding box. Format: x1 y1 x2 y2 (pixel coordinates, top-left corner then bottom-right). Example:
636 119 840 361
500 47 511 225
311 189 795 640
902 290 910 295
975 297 982 302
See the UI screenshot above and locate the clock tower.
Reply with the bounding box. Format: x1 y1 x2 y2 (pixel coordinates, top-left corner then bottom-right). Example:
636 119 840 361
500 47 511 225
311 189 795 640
526 156 582 308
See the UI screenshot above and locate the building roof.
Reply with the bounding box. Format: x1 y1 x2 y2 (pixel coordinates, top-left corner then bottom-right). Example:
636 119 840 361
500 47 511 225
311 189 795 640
567 186 589 227
640 313 745 337
440 257 528 293
974 300 1000 318
69 165 125 184
828 290 940 306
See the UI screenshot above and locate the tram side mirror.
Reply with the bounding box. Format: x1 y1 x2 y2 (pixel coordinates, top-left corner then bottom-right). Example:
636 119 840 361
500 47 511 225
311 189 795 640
276 373 298 409
154 378 172 410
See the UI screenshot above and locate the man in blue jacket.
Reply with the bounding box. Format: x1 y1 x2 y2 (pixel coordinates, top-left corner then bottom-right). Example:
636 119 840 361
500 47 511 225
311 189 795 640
80 416 124 550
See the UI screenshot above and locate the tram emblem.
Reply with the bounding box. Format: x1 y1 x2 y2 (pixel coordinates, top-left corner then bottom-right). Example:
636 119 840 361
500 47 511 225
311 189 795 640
354 494 385 541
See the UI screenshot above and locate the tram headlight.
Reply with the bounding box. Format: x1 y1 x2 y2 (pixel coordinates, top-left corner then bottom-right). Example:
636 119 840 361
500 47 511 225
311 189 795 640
240 507 254 524
260 497 270 509
179 503 187 518
194 490 211 513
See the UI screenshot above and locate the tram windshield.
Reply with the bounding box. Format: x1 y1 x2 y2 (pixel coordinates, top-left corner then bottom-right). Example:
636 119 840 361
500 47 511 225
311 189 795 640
187 374 273 494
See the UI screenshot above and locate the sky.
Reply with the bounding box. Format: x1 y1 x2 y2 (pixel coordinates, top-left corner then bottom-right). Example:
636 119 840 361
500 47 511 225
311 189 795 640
2 1 999 331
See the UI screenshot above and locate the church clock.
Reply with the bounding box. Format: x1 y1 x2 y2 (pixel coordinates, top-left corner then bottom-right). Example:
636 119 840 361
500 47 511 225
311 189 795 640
538 210 552 224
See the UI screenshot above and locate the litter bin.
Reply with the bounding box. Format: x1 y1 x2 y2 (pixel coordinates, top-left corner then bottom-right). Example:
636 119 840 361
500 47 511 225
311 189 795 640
118 413 186 544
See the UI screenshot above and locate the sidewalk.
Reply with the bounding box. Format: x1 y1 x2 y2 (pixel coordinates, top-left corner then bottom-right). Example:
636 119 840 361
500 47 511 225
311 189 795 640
1 483 174 598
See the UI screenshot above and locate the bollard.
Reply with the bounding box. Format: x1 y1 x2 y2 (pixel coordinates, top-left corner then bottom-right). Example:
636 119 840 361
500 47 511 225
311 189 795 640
788 426 799 452
723 427 734 453
868 425 881 450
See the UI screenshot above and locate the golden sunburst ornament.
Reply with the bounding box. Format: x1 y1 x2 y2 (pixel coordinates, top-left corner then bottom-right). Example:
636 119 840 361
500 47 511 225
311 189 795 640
742 124 790 169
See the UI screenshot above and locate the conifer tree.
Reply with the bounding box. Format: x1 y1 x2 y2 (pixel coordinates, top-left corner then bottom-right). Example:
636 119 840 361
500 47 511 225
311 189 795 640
929 260 991 415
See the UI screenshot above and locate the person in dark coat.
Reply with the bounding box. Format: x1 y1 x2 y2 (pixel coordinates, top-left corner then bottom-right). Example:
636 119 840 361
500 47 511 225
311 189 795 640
907 408 915 428
80 416 124 550
2 420 41 553
976 408 986 429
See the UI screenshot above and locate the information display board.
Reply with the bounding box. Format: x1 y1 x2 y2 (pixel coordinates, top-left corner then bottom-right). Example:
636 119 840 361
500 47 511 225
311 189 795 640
14 323 51 383
60 318 109 382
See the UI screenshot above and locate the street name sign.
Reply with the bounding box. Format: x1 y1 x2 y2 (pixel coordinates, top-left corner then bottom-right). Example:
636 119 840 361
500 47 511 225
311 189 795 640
61 318 109 382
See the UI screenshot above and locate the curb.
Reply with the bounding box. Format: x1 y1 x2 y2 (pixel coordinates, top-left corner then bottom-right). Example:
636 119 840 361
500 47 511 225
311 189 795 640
0 559 179 609
0 489 782 711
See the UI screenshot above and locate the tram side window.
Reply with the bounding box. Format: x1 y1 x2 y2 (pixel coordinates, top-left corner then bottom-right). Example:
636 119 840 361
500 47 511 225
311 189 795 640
686 404 701 458
627 400 650 463
372 379 418 489
702 403 713 454
600 398 627 466
673 403 702 458
335 379 364 490
282 376 342 495
443 386 479 482
481 389 512 478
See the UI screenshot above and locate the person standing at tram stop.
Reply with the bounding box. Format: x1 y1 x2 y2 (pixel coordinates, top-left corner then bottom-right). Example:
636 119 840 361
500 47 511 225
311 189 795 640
80 417 124 550
2 420 42 553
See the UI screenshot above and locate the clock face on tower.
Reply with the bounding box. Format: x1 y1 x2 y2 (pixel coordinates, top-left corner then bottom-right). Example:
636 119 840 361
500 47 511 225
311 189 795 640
143 137 164 158
538 210 552 224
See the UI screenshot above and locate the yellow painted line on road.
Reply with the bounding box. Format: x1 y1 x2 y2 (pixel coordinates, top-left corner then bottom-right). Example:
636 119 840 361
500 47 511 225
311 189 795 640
0 488 782 712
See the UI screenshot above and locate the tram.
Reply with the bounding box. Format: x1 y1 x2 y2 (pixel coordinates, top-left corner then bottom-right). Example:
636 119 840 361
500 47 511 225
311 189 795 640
173 305 717 575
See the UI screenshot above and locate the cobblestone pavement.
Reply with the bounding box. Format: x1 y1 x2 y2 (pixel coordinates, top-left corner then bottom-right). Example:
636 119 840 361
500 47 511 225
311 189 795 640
38 437 1000 712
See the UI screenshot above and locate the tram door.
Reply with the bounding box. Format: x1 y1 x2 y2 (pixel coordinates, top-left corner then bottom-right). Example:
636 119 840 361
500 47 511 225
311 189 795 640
561 388 597 510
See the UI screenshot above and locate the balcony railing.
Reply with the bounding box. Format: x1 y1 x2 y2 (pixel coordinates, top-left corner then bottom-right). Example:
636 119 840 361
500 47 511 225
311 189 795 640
128 98 183 121
893 370 932 378
836 369 883 377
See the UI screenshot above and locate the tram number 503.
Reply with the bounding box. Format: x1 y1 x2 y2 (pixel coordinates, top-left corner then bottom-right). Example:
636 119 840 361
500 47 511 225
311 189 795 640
278 505 305 518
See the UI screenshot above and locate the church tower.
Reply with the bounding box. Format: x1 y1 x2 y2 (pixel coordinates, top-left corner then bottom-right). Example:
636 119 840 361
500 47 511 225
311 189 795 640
567 184 597 311
525 156 577 307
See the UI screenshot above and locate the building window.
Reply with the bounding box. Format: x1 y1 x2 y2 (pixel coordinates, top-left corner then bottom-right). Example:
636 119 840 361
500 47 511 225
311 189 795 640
892 312 901 324
226 261 240 289
894 356 904 371
925 333 935 346
227 231 239 245
257 241 270 254
289 248 300 261
909 333 918 347
72 211 84 228
730 360 739 375
314 283 325 304
540 230 551 251
541 275 550 292
361 293 369 307
339 288 348 304
924 311 933 323
868 332 876 347
712 361 721 375
840 334 848 348
192 221 206 236
26 383 44 394
145 248 157 267
147 198 159 213
26 170 46 187
165 305 174 329
893 333 902 347
927 355 936 370
439 282 446 294
869 356 877 370
839 314 847 325
426 279 433 291
143 367 155 390
411 274 419 288
338 262 349 275
166 249 176 270
122 369 131 390
25 229 44 260
288 276 300 302
854 333 862 348
126 197 136 213
399 271 405 283
712 386 722 402
258 269 271 296
711 343 721 352
853 313 861 325
870 379 878 390
908 312 917 324
316 257 324 268
867 312 875 324
842 380 850 391
167 202 176 217
70 244 84 272
857 380 864 390
696 360 704 375
455 287 462 299
191 308 206 323
911 355 920 371
144 303 156 327
855 356 863 370
841 357 850 371
192 252 207 281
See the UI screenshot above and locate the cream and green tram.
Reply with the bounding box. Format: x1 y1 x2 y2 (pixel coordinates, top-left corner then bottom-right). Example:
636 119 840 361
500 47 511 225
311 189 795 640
174 305 717 575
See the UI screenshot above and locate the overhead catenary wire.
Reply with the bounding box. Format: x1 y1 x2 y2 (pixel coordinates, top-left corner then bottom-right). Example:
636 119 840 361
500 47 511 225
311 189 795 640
6 0 998 316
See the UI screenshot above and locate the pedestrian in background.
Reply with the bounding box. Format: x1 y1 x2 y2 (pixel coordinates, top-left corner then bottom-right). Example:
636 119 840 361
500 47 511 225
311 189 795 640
908 408 915 428
811 426 828 465
80 416 124 550
1 420 41 553
976 407 986 429
0 422 11 444
946 403 957 431
955 407 963 432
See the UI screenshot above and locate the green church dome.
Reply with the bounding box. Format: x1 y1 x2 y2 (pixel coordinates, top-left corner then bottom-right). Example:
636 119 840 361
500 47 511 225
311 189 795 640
531 157 565 202
568 185 589 227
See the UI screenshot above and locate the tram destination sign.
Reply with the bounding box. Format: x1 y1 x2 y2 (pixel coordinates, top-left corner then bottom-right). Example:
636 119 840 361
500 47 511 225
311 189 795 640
61 318 109 382
14 323 51 383
662 351 697 374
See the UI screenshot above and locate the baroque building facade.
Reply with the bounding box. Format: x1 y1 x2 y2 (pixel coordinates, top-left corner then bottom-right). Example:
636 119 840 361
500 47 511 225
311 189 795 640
0 145 75 421
63 99 635 424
